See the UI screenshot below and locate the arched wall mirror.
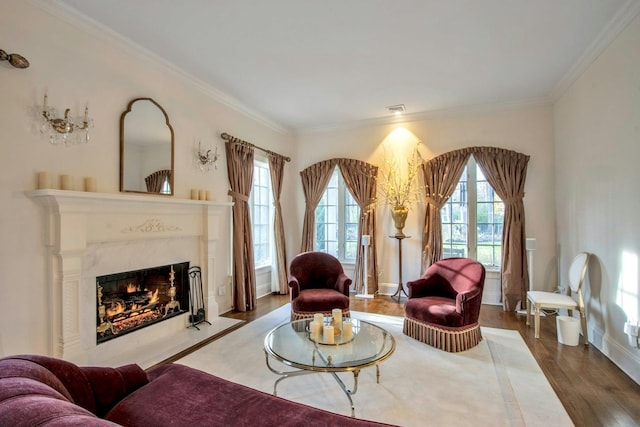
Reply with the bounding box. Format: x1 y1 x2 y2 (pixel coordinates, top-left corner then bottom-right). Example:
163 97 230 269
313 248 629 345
120 98 174 195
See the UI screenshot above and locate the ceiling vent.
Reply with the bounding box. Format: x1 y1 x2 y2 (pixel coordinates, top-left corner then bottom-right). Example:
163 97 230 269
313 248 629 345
386 104 406 115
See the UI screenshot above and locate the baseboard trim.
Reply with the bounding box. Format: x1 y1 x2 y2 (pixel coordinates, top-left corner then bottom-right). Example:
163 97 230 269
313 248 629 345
590 325 640 385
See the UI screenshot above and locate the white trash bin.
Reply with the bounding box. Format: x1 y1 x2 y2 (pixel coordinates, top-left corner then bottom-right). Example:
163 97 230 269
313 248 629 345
556 315 580 346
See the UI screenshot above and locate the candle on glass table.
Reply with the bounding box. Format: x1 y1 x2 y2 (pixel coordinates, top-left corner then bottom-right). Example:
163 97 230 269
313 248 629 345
342 320 353 339
332 308 342 332
309 321 322 340
313 313 324 325
323 325 334 344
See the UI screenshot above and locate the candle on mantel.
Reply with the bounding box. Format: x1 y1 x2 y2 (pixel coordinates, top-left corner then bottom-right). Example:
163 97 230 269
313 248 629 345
60 175 73 191
37 172 51 189
323 325 334 344
84 177 97 192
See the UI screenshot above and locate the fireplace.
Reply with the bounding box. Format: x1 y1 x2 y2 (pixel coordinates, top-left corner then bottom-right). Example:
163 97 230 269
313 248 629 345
28 189 233 367
96 262 190 344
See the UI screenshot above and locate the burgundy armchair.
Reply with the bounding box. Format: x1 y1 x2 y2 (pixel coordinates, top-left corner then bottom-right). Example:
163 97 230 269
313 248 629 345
403 257 486 352
288 251 352 320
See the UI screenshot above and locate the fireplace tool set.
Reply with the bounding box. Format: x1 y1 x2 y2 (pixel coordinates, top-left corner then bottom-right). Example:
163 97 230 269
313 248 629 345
188 266 211 330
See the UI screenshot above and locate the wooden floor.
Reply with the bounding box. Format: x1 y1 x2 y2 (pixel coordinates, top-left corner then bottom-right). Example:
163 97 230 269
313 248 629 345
222 293 640 427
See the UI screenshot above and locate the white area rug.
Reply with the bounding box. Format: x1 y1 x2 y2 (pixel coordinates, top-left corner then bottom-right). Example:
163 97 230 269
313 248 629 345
177 305 573 426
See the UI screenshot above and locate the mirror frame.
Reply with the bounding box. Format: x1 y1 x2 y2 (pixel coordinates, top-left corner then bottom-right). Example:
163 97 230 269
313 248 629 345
119 97 175 195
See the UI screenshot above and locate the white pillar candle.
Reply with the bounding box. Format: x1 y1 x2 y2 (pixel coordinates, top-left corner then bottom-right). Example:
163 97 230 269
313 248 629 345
309 321 322 340
191 189 199 200
314 313 324 325
332 308 342 332
84 177 97 192
37 172 51 189
199 189 206 200
60 175 73 191
342 320 353 339
206 190 212 201
323 325 334 344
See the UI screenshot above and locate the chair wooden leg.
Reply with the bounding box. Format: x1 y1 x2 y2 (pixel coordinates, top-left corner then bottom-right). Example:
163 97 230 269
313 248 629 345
534 305 541 338
526 298 531 326
580 308 589 347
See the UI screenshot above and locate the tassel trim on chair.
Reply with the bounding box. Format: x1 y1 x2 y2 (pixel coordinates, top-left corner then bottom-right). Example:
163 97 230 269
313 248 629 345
403 317 482 352
291 309 351 321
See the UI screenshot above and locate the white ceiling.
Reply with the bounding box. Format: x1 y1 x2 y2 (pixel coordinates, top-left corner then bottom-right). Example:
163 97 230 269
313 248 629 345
54 0 636 131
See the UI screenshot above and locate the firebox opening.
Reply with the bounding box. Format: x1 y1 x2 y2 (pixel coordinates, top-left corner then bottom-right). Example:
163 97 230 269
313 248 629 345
96 262 190 344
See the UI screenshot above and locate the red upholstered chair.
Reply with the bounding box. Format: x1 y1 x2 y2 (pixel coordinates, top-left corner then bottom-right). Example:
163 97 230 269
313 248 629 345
403 257 486 352
288 251 352 321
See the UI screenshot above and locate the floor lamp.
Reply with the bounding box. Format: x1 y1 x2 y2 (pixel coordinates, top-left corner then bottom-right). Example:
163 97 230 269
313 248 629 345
356 235 374 299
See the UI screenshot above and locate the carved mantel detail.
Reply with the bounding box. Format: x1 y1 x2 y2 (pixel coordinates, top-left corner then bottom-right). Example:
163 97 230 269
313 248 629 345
121 218 182 233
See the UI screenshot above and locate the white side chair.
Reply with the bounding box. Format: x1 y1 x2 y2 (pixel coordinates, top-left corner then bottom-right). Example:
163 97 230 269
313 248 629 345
526 252 591 346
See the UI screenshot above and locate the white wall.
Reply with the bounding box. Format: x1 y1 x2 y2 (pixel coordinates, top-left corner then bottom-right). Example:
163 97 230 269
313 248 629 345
0 0 295 358
554 11 640 383
294 105 557 295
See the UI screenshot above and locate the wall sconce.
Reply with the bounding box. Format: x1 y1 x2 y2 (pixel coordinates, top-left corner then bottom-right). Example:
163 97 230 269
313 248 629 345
40 93 93 146
196 140 218 172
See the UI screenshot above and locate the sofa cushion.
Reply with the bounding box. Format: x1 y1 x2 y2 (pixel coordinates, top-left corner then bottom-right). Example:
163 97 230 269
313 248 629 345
106 363 387 427
405 296 462 327
291 288 350 313
0 355 96 413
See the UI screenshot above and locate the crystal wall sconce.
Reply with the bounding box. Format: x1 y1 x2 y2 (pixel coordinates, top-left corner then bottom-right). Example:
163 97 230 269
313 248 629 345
196 141 218 172
40 93 93 146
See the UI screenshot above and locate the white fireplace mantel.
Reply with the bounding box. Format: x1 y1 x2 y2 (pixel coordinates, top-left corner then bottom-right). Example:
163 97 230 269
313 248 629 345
28 190 233 367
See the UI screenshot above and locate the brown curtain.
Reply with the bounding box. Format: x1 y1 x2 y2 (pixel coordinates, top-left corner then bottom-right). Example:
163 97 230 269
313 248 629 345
338 159 379 294
145 169 170 193
474 147 530 312
420 149 471 271
268 154 288 295
225 142 257 311
300 159 338 252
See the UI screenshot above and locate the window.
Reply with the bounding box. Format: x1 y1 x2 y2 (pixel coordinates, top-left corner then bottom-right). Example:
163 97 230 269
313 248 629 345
250 160 272 268
315 169 360 262
441 157 504 268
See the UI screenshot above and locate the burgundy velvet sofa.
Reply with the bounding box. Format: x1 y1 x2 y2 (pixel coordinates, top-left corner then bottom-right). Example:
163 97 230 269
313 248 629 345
0 354 390 426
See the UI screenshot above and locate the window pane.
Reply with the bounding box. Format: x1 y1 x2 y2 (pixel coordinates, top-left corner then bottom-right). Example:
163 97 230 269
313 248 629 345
344 242 357 261
475 162 503 268
251 162 272 268
441 171 468 260
441 160 505 268
314 169 360 262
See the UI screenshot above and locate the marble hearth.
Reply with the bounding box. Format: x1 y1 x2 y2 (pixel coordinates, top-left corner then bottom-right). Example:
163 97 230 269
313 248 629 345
29 190 234 368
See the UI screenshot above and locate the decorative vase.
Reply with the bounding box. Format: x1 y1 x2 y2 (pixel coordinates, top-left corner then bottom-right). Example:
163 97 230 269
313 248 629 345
391 205 408 237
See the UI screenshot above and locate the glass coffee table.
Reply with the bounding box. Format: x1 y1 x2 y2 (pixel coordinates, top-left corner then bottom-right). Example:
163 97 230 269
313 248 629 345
263 317 395 417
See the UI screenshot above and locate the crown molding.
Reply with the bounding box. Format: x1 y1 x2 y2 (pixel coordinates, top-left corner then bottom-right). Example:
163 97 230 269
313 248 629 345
29 0 291 135
296 96 553 135
550 0 640 100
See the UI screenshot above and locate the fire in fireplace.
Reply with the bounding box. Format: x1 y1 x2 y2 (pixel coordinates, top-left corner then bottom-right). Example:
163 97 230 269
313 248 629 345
96 262 190 344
